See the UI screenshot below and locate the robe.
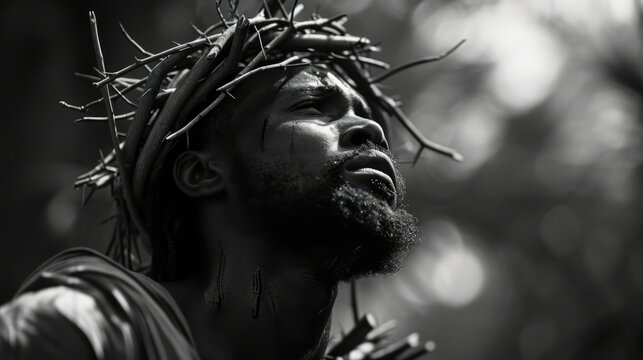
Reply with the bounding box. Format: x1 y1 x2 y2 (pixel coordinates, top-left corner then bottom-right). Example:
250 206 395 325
0 248 200 359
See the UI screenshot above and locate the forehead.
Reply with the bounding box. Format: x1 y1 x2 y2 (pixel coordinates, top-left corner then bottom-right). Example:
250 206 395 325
273 67 365 104
226 66 373 132
279 67 348 93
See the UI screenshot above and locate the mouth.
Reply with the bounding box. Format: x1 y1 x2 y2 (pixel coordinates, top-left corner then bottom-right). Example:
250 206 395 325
343 150 397 204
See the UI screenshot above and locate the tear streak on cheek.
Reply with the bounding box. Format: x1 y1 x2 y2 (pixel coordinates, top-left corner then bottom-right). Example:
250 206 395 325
289 126 295 158
260 117 269 151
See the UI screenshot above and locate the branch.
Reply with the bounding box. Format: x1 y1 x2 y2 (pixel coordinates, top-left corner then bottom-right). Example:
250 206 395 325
165 17 251 140
397 342 436 360
89 11 149 248
327 314 377 357
75 111 136 122
190 23 213 45
119 22 153 56
207 20 237 59
254 25 268 60
124 52 188 175
338 58 463 163
61 77 147 112
94 31 225 88
272 33 371 52
215 0 230 29
110 84 138 108
273 0 289 18
165 93 226 141
384 96 463 163
216 55 307 92
369 333 419 360
224 26 294 87
370 39 466 84
290 0 301 24
93 16 281 88
133 20 242 198
76 148 117 181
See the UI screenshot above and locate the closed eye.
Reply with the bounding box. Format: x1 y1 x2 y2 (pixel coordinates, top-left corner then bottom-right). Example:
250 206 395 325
291 100 319 110
288 99 326 115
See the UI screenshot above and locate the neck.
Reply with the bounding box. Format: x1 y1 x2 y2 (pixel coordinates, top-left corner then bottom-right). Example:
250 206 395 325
163 206 338 360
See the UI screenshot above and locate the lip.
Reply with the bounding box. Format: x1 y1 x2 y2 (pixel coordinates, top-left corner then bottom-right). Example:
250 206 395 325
343 150 397 203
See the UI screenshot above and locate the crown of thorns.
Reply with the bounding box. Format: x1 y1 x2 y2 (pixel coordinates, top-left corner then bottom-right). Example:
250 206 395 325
62 0 463 267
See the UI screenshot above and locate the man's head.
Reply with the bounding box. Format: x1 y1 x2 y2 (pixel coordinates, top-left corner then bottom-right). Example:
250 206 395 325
73 6 462 282
171 66 420 281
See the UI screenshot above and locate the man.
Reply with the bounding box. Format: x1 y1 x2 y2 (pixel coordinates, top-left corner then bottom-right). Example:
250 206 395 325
0 2 460 359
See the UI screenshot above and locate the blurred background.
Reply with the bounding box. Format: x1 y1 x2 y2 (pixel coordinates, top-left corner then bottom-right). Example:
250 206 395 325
1 0 642 359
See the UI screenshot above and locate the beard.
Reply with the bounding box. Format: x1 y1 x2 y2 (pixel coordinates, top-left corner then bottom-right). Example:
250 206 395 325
238 144 421 281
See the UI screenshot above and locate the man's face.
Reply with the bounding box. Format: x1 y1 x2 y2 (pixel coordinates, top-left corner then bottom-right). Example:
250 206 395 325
218 66 420 280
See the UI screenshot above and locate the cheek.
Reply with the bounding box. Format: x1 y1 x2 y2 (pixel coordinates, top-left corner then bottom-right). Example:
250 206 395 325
270 121 340 166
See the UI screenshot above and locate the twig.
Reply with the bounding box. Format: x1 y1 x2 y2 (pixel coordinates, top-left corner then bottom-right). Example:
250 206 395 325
124 53 189 171
215 0 230 29
327 314 377 357
59 101 86 112
75 72 102 81
61 76 147 112
191 23 213 45
366 320 397 344
271 33 371 52
398 342 436 360
110 84 138 108
216 55 307 92
384 97 463 163
327 53 389 69
165 93 225 140
94 31 226 88
370 333 419 360
262 0 274 18
274 0 289 18
119 23 153 56
290 0 301 24
254 25 268 60
81 185 95 207
166 17 250 140
230 27 294 83
370 39 466 84
207 19 237 59
338 58 463 162
133 21 241 198
228 0 240 19
89 11 150 252
75 111 136 122
76 148 117 181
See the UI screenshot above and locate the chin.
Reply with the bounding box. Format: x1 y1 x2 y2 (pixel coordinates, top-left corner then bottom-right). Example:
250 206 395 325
317 184 421 282
242 155 421 281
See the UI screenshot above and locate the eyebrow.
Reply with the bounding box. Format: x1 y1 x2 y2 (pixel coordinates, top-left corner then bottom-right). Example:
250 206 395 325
276 84 339 103
275 83 373 118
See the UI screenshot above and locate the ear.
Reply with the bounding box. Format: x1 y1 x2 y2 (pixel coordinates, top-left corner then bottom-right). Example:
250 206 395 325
173 151 226 197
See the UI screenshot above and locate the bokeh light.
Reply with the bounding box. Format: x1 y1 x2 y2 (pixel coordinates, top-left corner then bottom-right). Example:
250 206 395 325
430 245 486 307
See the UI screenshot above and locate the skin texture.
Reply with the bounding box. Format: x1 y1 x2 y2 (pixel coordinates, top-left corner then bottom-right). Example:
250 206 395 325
163 66 419 360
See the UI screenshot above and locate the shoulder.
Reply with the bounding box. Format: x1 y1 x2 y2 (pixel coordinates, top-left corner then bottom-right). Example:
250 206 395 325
1 286 101 359
0 248 199 360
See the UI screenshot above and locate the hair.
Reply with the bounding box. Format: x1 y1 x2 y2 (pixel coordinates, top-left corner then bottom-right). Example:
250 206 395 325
72 1 462 280
144 91 239 281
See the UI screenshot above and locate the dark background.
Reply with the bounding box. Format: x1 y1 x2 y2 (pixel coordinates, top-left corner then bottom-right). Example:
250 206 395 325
1 1 642 359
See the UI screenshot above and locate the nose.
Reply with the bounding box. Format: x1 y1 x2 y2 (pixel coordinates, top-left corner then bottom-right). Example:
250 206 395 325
339 118 389 150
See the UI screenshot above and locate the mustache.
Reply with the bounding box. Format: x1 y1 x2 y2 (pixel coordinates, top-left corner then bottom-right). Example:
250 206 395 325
323 142 406 203
325 142 398 171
